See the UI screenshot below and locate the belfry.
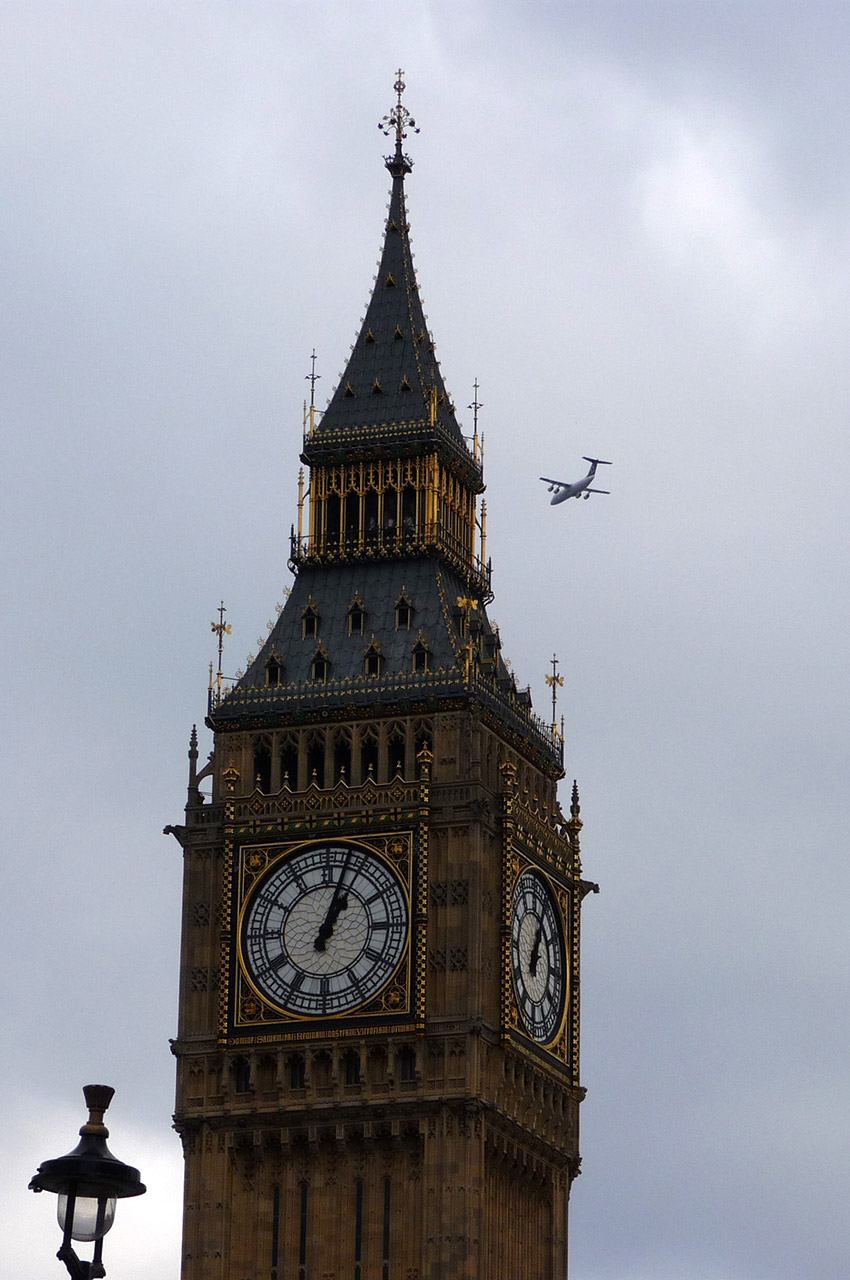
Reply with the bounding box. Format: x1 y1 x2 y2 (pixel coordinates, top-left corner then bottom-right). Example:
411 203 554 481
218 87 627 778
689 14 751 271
169 74 595 1280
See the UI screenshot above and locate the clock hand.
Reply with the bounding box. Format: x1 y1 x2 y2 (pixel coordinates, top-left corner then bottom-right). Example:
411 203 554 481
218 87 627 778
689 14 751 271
529 919 544 977
314 850 353 951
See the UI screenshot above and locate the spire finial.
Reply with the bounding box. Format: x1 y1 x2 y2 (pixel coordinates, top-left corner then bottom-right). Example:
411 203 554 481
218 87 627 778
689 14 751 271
379 69 419 175
545 653 564 739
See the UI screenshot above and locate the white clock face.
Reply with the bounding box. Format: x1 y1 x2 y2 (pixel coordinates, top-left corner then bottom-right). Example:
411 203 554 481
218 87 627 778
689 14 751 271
241 843 409 1018
511 869 567 1045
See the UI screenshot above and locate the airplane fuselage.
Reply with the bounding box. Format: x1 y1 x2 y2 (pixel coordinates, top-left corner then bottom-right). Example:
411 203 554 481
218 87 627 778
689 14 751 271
541 457 612 504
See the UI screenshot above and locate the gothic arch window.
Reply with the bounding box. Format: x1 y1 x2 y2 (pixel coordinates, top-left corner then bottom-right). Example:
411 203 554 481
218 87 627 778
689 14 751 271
395 591 413 631
360 727 378 782
306 731 325 788
253 736 272 793
279 734 298 789
414 723 432 762
311 645 329 683
302 600 319 639
333 729 352 784
388 725 406 778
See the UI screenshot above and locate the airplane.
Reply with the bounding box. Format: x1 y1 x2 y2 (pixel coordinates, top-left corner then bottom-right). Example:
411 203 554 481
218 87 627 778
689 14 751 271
540 457 612 504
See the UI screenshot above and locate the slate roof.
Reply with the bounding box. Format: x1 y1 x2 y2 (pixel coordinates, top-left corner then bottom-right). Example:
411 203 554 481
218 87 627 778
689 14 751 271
211 557 560 771
303 143 475 476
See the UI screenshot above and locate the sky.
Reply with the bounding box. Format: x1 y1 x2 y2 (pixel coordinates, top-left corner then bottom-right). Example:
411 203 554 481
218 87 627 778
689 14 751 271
3 2 849 1277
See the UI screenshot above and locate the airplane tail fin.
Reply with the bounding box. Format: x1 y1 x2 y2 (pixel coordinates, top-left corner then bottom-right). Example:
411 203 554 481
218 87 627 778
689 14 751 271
582 457 612 467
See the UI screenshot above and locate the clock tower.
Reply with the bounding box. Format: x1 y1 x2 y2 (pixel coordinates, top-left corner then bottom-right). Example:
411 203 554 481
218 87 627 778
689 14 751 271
169 75 596 1280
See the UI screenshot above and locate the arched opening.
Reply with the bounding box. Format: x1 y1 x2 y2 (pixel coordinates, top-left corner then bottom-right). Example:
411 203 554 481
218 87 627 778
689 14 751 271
253 737 272 793
325 492 341 550
307 734 325 788
388 727 406 778
345 491 360 546
360 730 378 782
364 491 379 546
333 731 352 784
279 736 298 789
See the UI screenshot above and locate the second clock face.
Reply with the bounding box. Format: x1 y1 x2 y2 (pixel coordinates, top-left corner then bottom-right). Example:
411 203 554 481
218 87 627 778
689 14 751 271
511 869 567 1045
240 843 409 1018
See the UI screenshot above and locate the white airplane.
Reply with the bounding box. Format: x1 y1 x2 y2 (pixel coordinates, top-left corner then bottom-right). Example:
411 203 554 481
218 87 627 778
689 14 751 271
540 457 612 504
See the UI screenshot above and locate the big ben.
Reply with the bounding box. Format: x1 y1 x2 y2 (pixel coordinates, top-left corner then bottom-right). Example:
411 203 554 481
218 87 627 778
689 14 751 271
168 75 596 1280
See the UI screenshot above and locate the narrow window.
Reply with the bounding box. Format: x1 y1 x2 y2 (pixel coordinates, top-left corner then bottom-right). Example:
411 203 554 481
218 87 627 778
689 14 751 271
233 1057 251 1093
354 1179 364 1280
326 493 342 549
311 648 329 683
253 738 272 793
382 1178 391 1280
388 730 405 778
302 605 319 639
334 733 352 784
344 1050 361 1085
360 733 378 781
412 641 430 673
289 1054 306 1089
348 604 365 636
271 1184 280 1280
365 644 383 678
299 1183 308 1280
345 491 360 544
399 1046 417 1082
265 656 283 686
307 736 325 788
279 738 298 789
395 595 412 630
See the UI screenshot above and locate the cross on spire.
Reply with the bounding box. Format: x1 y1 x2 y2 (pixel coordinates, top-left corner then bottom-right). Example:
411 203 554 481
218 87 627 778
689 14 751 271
379 70 419 174
545 653 564 737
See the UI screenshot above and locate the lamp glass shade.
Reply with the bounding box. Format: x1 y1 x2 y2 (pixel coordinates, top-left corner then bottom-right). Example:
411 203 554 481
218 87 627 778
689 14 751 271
57 1193 116 1242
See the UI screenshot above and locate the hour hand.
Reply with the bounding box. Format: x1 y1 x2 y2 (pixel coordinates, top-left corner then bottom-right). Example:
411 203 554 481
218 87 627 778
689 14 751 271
529 920 544 977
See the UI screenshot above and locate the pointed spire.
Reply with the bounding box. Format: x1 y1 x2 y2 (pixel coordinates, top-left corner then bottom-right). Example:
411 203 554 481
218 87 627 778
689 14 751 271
306 73 470 459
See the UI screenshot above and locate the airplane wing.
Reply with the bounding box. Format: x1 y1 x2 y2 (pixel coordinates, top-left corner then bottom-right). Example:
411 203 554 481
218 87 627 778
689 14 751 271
539 477 570 486
585 488 610 494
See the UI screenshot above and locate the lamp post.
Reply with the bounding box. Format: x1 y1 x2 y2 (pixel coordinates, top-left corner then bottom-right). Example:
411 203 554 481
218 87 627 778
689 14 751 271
29 1084 146 1280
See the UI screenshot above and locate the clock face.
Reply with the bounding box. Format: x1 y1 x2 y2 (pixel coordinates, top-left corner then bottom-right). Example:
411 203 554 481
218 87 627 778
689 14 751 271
511 869 567 1045
240 843 409 1018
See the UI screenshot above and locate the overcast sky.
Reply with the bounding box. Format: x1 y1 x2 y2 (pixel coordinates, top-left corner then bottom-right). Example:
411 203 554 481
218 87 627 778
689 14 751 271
3 3 850 1277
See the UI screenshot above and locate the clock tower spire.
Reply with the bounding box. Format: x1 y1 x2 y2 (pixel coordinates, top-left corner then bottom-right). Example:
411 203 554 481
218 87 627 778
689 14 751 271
170 76 594 1280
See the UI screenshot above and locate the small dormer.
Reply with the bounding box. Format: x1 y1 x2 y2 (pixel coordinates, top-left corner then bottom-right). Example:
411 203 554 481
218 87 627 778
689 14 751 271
395 590 413 631
265 654 284 686
302 599 319 639
311 643 329 683
348 596 366 637
412 635 431 674
364 636 383 678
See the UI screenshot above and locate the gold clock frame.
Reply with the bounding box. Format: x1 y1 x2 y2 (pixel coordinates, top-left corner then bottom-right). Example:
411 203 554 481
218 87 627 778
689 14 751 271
220 829 425 1042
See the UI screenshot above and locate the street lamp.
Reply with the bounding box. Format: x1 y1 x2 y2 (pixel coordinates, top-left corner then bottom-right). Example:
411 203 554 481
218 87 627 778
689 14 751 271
29 1084 146 1280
